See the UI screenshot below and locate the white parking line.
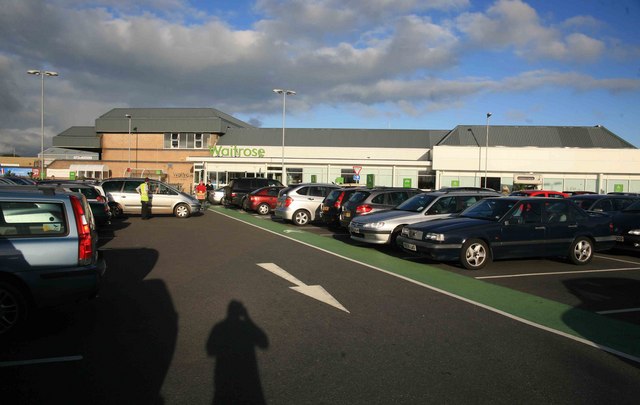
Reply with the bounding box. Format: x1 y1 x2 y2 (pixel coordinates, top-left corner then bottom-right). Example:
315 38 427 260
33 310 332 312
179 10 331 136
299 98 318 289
0 355 83 368
476 267 640 279
597 307 640 315
595 254 640 265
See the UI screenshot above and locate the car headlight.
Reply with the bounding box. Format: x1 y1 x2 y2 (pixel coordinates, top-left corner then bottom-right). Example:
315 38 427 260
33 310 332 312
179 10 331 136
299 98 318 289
425 233 445 241
401 228 423 240
363 221 385 229
628 229 640 236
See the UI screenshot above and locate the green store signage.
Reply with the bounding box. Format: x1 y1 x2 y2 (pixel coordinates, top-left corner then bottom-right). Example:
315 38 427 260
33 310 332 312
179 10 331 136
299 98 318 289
209 145 266 158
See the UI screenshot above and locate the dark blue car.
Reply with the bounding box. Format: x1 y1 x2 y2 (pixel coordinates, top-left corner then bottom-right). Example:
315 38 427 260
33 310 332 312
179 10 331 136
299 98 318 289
397 197 617 270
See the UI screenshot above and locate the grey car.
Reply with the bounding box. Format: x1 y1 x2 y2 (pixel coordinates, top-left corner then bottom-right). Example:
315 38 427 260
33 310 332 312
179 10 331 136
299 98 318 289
274 183 340 226
339 187 423 228
0 185 105 335
100 177 201 218
349 188 501 245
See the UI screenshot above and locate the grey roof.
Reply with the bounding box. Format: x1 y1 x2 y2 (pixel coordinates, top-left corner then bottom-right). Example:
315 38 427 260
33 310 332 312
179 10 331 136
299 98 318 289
440 125 636 149
218 128 449 148
94 108 253 133
52 126 101 148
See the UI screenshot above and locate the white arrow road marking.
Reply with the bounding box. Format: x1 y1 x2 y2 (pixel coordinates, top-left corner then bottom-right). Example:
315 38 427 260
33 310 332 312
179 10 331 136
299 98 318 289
282 229 305 234
257 263 350 313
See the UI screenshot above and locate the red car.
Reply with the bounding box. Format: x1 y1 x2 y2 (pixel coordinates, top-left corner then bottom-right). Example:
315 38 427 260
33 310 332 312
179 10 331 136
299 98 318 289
510 190 569 198
242 186 285 215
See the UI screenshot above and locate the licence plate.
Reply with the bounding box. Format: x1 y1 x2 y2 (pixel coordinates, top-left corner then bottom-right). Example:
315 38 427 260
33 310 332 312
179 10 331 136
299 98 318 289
403 242 417 251
322 206 329 212
344 212 351 218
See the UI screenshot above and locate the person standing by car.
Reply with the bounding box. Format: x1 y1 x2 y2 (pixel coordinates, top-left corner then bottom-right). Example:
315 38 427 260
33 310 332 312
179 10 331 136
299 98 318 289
196 180 207 208
206 179 214 202
136 177 151 220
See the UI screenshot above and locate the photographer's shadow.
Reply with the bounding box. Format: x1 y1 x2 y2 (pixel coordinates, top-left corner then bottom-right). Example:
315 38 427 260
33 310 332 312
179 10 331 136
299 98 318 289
206 300 269 405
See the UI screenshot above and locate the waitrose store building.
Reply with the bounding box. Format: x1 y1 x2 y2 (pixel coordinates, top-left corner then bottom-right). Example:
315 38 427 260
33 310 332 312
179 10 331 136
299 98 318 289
50 108 640 194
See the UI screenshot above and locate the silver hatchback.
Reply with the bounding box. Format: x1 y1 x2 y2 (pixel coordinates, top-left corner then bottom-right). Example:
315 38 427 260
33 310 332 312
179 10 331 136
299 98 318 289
100 177 201 218
274 183 340 226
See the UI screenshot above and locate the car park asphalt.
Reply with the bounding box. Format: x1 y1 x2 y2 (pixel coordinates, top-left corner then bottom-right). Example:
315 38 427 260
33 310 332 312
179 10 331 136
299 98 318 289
215 204 640 362
2 206 640 404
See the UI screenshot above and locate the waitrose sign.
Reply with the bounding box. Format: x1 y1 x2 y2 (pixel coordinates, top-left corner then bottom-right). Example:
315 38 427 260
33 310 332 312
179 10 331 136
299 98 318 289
209 145 266 158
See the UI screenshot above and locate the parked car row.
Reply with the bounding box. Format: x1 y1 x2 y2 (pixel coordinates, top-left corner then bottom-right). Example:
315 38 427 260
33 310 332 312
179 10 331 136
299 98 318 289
221 180 638 271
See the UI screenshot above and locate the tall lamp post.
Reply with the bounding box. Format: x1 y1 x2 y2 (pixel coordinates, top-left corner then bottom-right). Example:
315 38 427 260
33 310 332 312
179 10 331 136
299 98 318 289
27 69 58 180
485 112 492 188
273 88 296 184
125 114 132 169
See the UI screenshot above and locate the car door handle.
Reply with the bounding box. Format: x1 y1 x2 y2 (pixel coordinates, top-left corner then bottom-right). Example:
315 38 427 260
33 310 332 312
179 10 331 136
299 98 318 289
535 226 545 230
568 225 578 228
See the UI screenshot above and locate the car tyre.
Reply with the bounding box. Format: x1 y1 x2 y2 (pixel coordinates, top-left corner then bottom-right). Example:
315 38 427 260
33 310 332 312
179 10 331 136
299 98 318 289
174 203 190 218
460 238 491 270
0 281 28 336
568 236 593 265
257 203 270 215
389 226 404 247
292 209 311 226
110 203 123 218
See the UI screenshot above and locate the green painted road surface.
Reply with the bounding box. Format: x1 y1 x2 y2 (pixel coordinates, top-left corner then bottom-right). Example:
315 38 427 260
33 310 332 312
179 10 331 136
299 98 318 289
211 206 640 363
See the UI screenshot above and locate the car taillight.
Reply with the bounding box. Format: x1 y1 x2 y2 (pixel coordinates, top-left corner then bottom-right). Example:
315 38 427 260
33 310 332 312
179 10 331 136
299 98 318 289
284 197 293 208
231 192 237 197
96 195 106 203
333 192 345 208
70 195 94 265
356 204 373 214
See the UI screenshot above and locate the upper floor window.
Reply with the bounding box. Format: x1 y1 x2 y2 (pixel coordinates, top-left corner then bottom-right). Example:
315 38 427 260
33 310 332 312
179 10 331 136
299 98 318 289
164 133 210 149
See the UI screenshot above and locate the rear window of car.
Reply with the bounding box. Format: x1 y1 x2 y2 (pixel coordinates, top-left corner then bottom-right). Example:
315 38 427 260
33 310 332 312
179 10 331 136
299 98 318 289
69 187 100 200
0 201 67 236
101 181 124 193
348 191 371 204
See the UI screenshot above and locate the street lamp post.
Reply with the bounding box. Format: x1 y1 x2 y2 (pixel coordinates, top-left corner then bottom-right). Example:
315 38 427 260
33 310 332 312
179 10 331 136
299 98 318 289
27 69 58 180
273 89 296 184
485 112 492 188
125 114 132 169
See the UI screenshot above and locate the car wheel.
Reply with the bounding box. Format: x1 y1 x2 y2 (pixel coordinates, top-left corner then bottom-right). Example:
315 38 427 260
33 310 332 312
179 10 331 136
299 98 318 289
569 236 593 265
174 203 190 218
257 203 270 215
460 238 491 270
292 209 311 226
110 203 123 218
0 281 28 336
390 226 403 247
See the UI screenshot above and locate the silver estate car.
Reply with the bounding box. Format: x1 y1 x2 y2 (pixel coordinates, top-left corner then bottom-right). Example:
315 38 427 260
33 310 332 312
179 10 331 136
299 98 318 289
100 177 201 218
274 183 340 226
349 188 501 246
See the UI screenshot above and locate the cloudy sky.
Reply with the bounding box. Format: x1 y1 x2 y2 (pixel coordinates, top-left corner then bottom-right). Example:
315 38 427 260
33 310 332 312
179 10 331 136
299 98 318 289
1 0 639 156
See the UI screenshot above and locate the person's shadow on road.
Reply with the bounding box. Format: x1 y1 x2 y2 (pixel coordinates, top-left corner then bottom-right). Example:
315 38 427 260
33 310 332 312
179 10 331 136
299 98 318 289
206 300 269 405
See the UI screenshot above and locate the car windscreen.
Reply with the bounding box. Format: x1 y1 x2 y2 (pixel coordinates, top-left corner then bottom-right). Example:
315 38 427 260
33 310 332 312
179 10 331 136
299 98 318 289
346 191 370 205
460 198 518 221
569 197 592 210
394 194 438 212
622 200 640 212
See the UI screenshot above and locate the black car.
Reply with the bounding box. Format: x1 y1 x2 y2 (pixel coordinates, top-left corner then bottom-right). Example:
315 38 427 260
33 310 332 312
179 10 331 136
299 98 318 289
223 177 284 207
569 194 640 213
611 200 640 251
319 187 360 228
397 197 617 270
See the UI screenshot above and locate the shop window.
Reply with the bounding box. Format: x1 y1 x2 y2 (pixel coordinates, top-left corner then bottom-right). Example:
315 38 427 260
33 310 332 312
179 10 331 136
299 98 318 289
418 171 435 190
287 168 302 184
341 169 355 184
